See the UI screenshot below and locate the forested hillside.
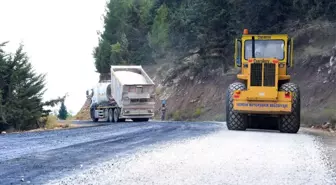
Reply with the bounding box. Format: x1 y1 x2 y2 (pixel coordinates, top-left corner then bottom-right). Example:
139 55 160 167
93 0 336 72
90 0 336 124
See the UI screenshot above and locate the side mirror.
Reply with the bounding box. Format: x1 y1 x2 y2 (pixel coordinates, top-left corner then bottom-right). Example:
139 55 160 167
235 39 242 67
86 89 94 97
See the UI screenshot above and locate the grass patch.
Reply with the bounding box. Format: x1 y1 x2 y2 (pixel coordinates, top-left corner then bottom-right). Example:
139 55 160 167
193 107 202 118
168 110 189 121
172 110 183 121
214 114 225 122
301 108 336 128
322 108 336 124
168 107 205 121
45 115 73 129
45 115 59 129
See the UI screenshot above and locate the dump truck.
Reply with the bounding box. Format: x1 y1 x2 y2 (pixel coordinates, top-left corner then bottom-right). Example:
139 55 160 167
226 29 300 133
87 66 156 122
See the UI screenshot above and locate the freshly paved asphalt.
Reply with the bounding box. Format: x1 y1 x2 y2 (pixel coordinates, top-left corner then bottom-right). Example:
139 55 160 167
0 121 335 185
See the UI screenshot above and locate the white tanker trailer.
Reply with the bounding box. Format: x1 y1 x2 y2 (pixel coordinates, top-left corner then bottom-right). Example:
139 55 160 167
87 66 156 122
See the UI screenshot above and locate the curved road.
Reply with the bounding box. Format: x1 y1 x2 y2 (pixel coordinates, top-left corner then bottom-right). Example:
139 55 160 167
0 121 335 185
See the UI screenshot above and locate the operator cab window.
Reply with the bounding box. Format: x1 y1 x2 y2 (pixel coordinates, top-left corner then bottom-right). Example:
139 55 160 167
245 40 285 60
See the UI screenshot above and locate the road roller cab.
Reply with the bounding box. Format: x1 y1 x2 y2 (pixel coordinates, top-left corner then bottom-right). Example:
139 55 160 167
226 29 300 133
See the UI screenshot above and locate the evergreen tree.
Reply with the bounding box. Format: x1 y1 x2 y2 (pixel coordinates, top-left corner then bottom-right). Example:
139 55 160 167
93 0 155 75
58 102 68 120
149 3 170 54
0 42 65 131
0 42 46 131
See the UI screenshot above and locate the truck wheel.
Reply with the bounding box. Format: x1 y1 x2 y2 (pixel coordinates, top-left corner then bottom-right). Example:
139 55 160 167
142 118 149 122
113 108 119 123
226 82 247 131
90 108 99 122
279 82 300 133
108 109 113 123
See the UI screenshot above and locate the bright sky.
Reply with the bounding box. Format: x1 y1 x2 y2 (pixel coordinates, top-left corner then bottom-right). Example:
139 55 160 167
0 0 107 114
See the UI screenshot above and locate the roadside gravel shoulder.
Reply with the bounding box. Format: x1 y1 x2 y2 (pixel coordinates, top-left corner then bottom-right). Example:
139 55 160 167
300 127 336 136
300 127 336 180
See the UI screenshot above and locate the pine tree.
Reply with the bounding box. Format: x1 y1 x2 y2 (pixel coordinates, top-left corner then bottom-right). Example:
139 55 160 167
93 0 155 75
58 102 68 120
149 3 170 54
0 42 47 131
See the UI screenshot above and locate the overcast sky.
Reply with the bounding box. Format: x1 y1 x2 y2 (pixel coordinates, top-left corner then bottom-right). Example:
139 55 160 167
0 0 107 114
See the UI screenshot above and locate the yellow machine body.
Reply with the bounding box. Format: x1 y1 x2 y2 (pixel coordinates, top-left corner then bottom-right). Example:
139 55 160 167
233 32 294 114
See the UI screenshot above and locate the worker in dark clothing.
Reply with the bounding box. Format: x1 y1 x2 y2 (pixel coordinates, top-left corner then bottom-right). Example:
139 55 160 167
160 104 166 121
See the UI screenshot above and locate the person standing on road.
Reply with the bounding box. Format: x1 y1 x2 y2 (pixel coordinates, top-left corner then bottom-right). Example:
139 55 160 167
160 104 166 121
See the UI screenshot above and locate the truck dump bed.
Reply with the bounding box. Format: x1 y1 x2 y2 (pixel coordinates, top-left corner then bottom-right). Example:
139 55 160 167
110 66 155 118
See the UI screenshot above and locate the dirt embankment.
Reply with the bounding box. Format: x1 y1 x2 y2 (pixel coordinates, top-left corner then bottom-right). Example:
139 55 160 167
75 96 92 121
288 21 336 126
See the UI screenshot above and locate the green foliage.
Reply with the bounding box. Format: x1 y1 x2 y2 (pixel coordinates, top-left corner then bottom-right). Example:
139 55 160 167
169 109 196 121
93 39 112 73
93 0 336 74
111 42 122 53
111 33 129 64
67 110 74 118
172 110 182 121
0 42 65 131
149 3 170 54
0 42 46 131
139 0 155 25
58 102 68 120
93 0 155 74
321 108 336 124
193 107 202 118
214 114 225 122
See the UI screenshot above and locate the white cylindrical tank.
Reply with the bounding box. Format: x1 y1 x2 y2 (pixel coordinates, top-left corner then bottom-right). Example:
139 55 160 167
91 82 113 105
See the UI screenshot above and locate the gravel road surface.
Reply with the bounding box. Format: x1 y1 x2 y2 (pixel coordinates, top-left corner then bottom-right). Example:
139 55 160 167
0 121 335 185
